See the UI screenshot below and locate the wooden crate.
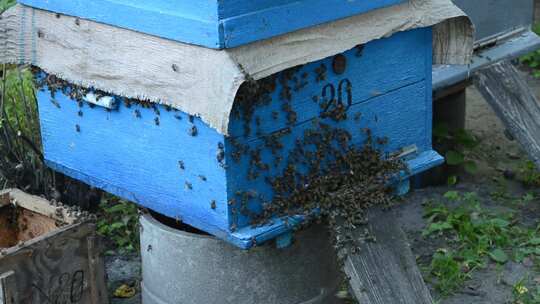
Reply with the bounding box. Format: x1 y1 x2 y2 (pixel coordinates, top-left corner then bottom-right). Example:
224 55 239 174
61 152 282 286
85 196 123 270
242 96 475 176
18 0 405 48
0 189 108 304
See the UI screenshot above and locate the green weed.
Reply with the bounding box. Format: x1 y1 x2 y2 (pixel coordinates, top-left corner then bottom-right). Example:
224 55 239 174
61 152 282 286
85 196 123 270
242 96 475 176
520 23 540 78
423 191 540 296
0 65 56 193
0 0 15 13
518 161 540 187
512 277 540 304
433 123 479 185
96 196 139 254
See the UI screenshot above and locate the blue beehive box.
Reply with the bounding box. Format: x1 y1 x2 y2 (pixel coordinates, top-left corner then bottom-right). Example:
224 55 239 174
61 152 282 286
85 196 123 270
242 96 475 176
18 0 405 48
34 25 443 249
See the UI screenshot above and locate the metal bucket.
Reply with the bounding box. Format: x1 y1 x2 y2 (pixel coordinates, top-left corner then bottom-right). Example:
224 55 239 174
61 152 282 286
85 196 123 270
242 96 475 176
140 211 344 304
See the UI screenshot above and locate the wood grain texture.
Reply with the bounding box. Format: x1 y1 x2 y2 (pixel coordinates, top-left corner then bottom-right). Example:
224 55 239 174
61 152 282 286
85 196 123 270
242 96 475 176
344 208 434 304
0 271 16 304
474 61 540 168
19 0 404 48
0 217 108 304
0 189 77 224
0 224 107 304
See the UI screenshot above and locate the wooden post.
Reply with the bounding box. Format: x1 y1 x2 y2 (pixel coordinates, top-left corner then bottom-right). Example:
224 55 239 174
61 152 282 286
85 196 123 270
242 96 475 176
344 208 434 304
474 60 540 168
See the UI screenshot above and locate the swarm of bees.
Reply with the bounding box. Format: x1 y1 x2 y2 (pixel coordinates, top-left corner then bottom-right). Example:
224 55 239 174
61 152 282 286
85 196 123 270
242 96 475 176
229 59 404 255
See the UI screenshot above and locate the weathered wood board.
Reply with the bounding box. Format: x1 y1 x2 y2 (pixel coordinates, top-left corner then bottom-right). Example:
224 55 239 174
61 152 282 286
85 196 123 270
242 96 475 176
18 0 405 48
0 189 108 304
344 208 434 304
474 61 540 168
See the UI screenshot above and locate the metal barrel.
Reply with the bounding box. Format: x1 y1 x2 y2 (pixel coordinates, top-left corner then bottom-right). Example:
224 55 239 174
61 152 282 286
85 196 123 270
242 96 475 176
140 211 344 304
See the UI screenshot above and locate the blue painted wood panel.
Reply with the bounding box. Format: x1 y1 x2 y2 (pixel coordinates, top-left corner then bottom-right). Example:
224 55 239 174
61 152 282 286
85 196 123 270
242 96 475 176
19 0 405 48
229 29 432 140
219 0 406 47
19 0 221 48
34 27 439 249
37 89 231 238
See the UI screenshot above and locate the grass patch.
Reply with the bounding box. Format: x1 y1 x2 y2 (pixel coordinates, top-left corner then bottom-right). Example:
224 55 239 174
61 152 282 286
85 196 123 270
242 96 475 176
0 0 15 12
520 23 540 78
422 191 540 296
432 123 479 185
0 65 55 193
518 160 540 188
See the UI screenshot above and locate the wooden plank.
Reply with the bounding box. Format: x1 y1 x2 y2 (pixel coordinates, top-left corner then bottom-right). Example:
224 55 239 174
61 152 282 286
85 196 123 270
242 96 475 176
474 61 540 168
0 222 109 304
220 0 405 48
19 0 405 48
344 208 434 304
0 271 15 304
87 233 108 303
0 189 78 224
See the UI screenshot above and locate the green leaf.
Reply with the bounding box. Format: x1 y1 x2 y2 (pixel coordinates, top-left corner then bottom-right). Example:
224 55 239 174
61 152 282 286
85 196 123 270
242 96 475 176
528 238 540 245
423 222 453 236
464 161 478 174
489 248 508 264
446 151 465 166
110 222 125 230
433 123 450 139
447 175 458 186
490 218 510 228
444 191 460 201
105 203 129 214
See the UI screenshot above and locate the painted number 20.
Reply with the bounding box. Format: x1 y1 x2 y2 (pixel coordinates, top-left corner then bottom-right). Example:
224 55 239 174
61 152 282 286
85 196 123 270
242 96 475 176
321 79 353 115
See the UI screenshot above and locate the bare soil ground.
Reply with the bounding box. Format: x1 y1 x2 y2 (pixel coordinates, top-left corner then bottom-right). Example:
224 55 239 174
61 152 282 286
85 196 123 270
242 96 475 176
106 66 540 303
396 67 540 303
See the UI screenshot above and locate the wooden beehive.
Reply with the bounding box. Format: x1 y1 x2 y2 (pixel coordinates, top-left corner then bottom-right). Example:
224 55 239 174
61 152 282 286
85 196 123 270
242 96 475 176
34 27 443 249
0 189 108 304
18 0 406 48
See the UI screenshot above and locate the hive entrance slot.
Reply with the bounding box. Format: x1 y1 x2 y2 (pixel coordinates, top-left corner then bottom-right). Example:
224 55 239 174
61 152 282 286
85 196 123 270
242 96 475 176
149 210 210 236
0 205 59 249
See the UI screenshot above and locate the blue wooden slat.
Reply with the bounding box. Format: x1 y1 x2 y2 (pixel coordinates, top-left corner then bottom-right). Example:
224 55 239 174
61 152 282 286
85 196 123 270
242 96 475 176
220 0 406 47
19 0 221 48
18 0 405 48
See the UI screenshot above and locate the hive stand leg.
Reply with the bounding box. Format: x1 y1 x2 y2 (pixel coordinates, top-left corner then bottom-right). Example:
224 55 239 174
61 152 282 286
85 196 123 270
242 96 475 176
343 208 433 304
474 60 540 169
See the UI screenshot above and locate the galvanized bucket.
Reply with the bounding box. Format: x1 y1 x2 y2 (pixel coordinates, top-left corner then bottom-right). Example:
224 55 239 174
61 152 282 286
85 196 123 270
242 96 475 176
140 211 344 304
